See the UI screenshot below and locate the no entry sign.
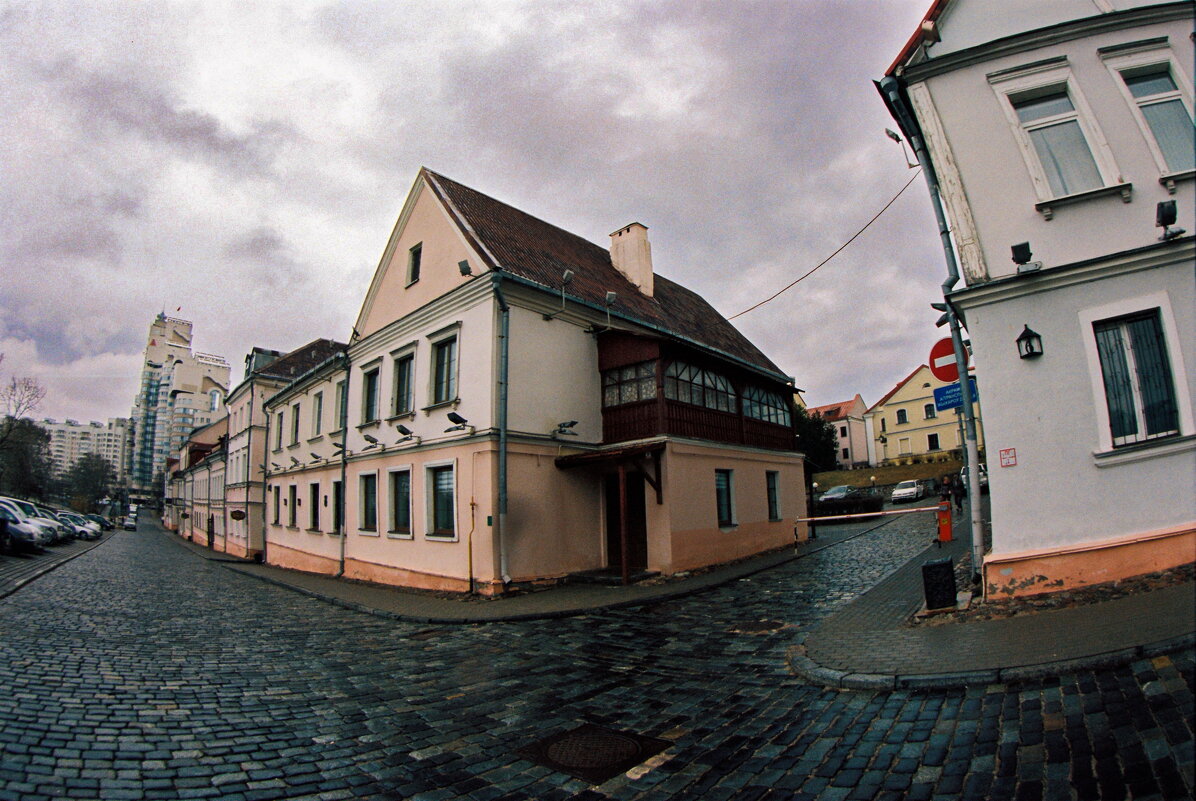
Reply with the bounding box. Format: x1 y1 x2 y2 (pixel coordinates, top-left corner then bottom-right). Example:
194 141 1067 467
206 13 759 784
929 337 960 383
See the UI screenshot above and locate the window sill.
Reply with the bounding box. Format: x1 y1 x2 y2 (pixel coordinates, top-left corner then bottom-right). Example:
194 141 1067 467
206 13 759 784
306 528 322 535
387 531 413 540
357 421 381 431
1160 169 1195 194
1035 182 1133 220
422 399 460 413
426 532 458 542
358 529 380 537
719 524 738 532
1093 433 1194 468
307 435 325 444
287 442 301 450
387 413 416 424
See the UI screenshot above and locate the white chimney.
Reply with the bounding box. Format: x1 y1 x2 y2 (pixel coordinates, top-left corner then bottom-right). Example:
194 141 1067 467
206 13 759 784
609 222 653 297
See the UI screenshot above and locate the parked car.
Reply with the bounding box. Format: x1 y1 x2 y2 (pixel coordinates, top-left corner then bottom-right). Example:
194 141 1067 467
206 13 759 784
85 513 116 531
0 501 53 551
891 479 925 504
815 486 884 518
60 512 102 540
960 464 990 494
123 516 138 531
1 497 67 544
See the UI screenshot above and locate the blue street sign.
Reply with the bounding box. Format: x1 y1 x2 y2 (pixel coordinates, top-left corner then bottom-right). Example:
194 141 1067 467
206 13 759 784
934 377 978 411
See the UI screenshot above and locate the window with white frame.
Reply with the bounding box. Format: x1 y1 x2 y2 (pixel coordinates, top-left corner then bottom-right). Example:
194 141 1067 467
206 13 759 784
272 485 280 525
1093 309 1179 448
332 480 343 534
407 242 422 285
990 59 1117 202
1101 43 1195 179
426 463 456 539
389 469 411 536
287 484 297 528
359 473 378 532
334 380 347 430
431 337 457 405
274 411 285 448
924 403 936 420
928 433 941 451
290 402 301 445
393 352 415 417
896 408 908 425
714 469 735 528
312 392 323 437
361 365 381 424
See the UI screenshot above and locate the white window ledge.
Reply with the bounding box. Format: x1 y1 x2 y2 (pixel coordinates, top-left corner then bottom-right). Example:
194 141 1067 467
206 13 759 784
1160 169 1195 194
1036 183 1132 220
1092 433 1194 467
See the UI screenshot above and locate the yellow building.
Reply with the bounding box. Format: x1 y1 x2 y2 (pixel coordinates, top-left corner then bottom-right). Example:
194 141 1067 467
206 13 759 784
864 365 984 466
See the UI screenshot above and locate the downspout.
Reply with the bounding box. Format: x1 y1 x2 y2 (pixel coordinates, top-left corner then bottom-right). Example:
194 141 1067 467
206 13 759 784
490 271 511 587
246 381 256 561
260 399 271 565
337 348 351 577
879 75 986 585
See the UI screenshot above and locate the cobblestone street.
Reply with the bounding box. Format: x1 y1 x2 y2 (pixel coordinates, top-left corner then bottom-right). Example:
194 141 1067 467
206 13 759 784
1 519 1192 800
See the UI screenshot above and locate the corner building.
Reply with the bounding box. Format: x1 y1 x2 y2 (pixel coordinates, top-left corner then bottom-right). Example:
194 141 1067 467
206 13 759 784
263 169 808 594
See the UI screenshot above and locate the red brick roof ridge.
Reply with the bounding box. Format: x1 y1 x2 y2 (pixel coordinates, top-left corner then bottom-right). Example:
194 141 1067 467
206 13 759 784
422 168 786 380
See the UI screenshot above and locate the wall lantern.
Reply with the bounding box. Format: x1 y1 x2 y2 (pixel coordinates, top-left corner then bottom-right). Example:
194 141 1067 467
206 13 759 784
1016 325 1043 359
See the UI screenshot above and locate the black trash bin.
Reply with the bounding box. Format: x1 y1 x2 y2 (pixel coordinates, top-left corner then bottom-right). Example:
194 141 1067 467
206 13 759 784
922 557 957 610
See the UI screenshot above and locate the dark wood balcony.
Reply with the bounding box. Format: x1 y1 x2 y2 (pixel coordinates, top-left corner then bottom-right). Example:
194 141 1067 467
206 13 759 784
603 398 795 451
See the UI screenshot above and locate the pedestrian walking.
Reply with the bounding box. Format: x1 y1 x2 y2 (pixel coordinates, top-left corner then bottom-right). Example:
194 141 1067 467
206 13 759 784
950 474 965 513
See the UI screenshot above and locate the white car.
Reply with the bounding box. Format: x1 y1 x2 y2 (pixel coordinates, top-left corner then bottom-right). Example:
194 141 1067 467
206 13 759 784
891 480 925 503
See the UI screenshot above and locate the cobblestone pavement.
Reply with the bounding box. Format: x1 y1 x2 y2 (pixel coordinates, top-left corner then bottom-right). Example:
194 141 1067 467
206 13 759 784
1 519 1192 800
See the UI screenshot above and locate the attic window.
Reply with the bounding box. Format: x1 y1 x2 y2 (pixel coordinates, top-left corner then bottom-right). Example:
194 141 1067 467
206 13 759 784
407 243 422 285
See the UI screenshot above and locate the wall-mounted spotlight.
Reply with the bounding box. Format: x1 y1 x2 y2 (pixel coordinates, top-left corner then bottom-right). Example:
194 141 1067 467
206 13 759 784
289 456 301 466
332 441 344 449
445 411 475 434
271 462 281 470
363 433 379 444
1157 200 1186 241
458 260 472 276
543 269 576 320
552 420 579 438
1016 325 1043 359
885 128 918 169
1011 242 1041 274
396 424 421 445
309 453 321 462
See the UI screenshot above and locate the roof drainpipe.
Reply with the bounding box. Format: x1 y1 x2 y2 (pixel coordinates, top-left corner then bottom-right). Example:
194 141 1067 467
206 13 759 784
490 271 511 588
336 348 350 578
879 75 986 590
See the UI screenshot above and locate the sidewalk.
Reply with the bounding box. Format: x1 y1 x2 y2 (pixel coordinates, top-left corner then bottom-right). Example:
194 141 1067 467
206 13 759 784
164 515 1195 690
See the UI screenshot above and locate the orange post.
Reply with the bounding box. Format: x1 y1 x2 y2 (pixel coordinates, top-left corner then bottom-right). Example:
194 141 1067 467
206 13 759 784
937 501 953 543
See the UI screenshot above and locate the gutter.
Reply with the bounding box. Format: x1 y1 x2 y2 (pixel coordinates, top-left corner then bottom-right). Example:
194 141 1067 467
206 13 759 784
490 272 511 587
336 348 351 577
877 74 986 584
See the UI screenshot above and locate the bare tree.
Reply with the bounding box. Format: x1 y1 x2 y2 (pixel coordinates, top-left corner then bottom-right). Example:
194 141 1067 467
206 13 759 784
0 353 49 452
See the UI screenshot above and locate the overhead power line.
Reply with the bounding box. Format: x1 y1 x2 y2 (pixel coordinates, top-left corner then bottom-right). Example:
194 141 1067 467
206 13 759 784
728 170 923 321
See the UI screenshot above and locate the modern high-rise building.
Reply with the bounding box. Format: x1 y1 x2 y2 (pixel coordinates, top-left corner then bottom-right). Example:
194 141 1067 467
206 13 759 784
42 417 132 484
130 314 230 495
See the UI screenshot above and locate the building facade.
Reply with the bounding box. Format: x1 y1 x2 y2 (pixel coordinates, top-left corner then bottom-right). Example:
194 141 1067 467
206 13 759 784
262 168 808 594
883 0 1194 596
807 395 870 468
130 314 230 498
863 365 984 467
42 417 132 485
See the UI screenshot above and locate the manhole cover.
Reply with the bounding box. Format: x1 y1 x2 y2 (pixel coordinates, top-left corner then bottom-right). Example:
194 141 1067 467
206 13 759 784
730 619 786 634
515 723 671 784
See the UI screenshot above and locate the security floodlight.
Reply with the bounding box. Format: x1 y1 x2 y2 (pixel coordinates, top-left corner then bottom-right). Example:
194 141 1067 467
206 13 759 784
562 269 574 284
552 420 579 438
397 424 413 436
331 441 344 449
444 411 474 434
1011 242 1032 264
271 462 280 470
605 291 617 305
458 260 472 276
1157 200 1186 241
310 453 320 461
543 269 578 320
363 433 379 444
447 412 468 426
290 456 301 466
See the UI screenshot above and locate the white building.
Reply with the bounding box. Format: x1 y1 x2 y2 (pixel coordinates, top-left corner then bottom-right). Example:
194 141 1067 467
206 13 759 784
130 314 230 496
42 417 132 483
883 0 1194 596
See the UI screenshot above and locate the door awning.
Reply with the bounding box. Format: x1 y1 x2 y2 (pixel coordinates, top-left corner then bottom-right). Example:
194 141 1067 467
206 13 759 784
556 442 664 505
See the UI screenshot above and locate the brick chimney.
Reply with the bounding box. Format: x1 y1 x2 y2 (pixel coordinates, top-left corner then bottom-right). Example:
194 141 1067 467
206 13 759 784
609 222 653 297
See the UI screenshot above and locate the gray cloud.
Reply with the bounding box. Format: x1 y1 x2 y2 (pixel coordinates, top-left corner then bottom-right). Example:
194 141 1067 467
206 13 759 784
2 0 942 422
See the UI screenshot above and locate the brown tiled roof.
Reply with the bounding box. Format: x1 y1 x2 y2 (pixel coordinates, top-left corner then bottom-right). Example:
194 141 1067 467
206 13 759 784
423 169 786 380
808 401 849 421
258 339 346 380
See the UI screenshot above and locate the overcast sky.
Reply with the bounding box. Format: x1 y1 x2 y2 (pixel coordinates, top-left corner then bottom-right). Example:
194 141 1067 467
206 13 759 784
1 0 945 423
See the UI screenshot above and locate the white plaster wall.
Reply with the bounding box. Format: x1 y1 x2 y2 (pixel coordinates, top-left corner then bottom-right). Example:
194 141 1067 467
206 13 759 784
505 306 603 442
921 14 1194 281
932 1 1161 58
964 258 1195 555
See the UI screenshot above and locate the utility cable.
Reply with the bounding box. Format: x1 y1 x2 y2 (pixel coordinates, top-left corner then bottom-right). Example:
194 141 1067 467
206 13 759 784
728 170 922 320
